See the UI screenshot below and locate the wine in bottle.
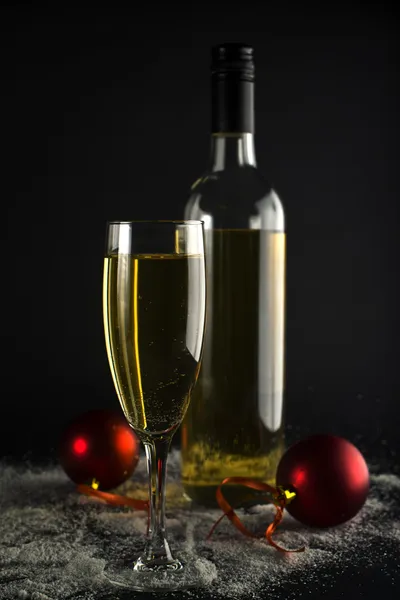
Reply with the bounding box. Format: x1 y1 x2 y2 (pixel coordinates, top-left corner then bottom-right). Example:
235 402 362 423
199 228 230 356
181 43 286 507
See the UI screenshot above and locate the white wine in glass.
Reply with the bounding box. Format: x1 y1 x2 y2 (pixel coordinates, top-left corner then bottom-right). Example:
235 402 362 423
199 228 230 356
102 220 206 591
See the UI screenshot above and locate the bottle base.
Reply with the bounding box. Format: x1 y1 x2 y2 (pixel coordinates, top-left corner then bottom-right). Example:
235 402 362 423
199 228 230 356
183 482 276 509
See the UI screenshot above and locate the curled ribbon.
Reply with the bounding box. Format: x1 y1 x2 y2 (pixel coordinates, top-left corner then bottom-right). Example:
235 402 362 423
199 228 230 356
207 477 305 553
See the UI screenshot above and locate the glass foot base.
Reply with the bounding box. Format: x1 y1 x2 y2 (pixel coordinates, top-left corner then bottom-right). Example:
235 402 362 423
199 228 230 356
133 555 183 573
105 554 208 592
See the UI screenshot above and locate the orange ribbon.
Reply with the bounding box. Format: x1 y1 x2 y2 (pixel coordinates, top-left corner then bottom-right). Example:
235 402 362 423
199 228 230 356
207 477 305 553
77 484 149 511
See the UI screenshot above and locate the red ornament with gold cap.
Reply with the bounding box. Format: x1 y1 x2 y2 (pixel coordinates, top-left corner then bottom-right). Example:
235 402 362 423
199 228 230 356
275 434 370 528
59 409 140 491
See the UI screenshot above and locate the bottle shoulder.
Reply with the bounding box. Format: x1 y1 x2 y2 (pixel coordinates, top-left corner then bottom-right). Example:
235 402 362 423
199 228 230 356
184 166 285 231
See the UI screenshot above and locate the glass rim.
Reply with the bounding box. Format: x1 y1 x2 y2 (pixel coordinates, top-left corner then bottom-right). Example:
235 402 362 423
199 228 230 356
106 220 204 226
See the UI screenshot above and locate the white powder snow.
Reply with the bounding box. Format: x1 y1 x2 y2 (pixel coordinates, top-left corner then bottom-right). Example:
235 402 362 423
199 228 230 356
0 451 399 599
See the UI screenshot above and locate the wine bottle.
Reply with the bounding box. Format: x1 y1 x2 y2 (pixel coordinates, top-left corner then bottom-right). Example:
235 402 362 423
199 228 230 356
181 43 286 507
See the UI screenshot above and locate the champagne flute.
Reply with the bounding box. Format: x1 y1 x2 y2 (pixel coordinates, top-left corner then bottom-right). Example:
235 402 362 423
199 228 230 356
102 220 206 590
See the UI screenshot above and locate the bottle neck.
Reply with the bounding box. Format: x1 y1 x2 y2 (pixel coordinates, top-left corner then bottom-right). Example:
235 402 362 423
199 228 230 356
209 133 257 171
210 73 255 171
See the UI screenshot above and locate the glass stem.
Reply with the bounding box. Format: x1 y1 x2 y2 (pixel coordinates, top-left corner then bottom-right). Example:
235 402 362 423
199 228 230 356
142 437 173 565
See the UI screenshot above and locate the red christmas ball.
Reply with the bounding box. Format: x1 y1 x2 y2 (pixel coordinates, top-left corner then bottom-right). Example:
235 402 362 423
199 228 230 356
276 434 370 528
59 409 140 490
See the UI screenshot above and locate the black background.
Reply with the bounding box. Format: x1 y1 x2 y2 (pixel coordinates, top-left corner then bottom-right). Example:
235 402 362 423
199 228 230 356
2 1 399 470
